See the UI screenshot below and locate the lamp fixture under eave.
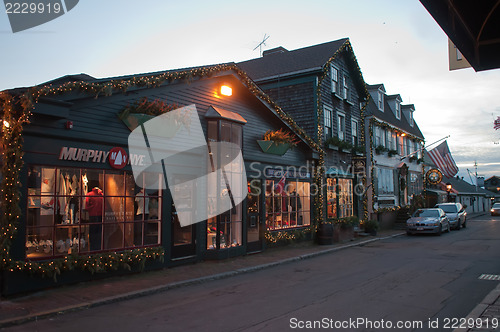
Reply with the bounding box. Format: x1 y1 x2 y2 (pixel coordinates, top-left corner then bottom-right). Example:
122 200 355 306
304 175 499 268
220 85 232 96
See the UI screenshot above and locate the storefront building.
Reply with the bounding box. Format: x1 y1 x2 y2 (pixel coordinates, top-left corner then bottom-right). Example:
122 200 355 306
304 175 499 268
364 85 425 226
0 64 319 295
239 38 370 222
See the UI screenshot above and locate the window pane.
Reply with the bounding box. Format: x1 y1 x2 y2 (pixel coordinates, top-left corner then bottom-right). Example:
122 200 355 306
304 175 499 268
26 227 53 258
221 121 231 142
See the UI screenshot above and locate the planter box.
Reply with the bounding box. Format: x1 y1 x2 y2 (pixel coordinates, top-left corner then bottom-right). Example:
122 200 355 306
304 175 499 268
118 113 182 137
257 140 291 156
328 144 340 151
340 148 351 153
333 225 354 243
355 152 364 156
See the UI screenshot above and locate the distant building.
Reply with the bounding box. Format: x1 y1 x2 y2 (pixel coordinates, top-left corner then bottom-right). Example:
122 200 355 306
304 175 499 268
485 176 500 194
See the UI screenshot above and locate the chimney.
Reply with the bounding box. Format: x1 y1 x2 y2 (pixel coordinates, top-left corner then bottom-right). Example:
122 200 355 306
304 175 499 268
263 46 288 57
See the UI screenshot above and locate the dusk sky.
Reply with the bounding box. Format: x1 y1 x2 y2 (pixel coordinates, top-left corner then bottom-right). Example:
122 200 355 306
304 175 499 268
1 0 499 181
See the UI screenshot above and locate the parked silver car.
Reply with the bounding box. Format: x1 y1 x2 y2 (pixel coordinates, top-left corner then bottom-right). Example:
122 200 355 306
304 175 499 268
407 208 450 236
491 203 500 216
434 203 467 230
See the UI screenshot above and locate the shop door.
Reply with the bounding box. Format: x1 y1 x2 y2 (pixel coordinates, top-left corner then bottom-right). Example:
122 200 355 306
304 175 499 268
171 205 196 259
247 179 263 253
170 174 196 259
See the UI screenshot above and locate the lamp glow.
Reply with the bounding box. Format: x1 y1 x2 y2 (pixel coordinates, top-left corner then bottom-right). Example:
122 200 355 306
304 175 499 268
220 85 232 96
3 120 10 128
401 133 406 137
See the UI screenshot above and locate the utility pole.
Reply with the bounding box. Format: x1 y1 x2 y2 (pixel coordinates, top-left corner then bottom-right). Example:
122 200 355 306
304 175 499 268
474 160 478 192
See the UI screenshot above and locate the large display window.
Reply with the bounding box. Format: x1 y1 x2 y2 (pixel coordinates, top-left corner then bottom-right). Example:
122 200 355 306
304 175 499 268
26 166 162 259
265 179 310 230
326 178 353 218
206 119 244 250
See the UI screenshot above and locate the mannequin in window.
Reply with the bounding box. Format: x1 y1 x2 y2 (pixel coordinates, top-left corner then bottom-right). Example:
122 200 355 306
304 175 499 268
135 188 149 220
85 187 103 251
134 188 149 245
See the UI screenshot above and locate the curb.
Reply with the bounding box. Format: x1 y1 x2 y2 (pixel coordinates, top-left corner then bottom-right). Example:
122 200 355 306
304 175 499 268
0 232 405 328
453 282 500 332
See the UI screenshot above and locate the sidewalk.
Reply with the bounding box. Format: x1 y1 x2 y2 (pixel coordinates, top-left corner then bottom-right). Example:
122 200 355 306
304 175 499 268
0 230 404 328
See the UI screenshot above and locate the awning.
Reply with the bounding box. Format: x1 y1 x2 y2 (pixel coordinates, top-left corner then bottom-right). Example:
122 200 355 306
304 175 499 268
420 0 500 71
205 105 247 124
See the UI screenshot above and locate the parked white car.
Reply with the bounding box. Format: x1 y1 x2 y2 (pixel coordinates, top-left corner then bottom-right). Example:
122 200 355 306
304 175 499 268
434 203 467 230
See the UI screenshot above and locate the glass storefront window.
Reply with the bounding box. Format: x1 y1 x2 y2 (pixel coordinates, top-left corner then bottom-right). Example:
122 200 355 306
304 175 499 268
265 179 310 230
205 119 243 250
26 166 162 259
327 178 337 219
326 178 353 219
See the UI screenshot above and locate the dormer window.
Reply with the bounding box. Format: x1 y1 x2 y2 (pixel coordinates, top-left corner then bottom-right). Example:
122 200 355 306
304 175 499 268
409 111 414 127
331 65 339 94
395 101 401 120
378 90 384 112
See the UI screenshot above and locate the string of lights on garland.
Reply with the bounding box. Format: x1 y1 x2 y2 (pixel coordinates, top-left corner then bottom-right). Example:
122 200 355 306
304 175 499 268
315 40 371 224
264 228 312 244
371 117 424 144
0 63 321 276
10 247 164 281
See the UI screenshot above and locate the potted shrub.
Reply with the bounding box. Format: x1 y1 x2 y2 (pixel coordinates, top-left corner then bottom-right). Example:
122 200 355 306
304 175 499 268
352 144 365 156
361 219 379 236
325 136 342 151
387 149 398 157
409 155 417 163
118 97 185 135
417 158 424 164
257 128 298 156
333 216 358 242
375 145 387 155
325 137 352 153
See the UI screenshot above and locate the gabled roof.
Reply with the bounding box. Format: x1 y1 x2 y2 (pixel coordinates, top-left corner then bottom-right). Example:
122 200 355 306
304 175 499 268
366 91 424 140
387 94 402 102
1 63 321 153
442 176 500 197
367 84 386 92
238 38 349 81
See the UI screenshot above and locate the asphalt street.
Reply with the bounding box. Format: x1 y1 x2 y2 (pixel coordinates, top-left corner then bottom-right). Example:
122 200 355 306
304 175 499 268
3 215 499 332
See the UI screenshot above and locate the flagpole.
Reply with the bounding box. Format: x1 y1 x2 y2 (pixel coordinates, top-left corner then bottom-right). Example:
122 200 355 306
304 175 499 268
400 135 450 161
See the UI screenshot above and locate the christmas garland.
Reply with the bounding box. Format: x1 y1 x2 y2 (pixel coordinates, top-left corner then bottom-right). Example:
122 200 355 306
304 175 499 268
9 247 164 281
265 227 313 244
316 40 371 224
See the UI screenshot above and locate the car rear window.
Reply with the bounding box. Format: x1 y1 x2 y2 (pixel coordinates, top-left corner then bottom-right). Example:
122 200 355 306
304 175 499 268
437 205 458 213
414 209 439 217
493 203 500 208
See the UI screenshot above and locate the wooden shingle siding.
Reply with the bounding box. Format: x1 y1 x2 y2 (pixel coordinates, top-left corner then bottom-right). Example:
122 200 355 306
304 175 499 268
24 74 311 168
260 81 317 140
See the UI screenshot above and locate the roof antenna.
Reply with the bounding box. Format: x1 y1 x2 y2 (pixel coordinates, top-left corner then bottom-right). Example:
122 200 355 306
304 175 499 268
253 34 270 57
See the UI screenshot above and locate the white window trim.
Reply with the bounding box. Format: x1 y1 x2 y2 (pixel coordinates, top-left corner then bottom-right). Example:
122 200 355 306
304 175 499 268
395 102 401 120
337 112 346 141
351 119 358 146
331 65 339 94
343 76 349 100
324 106 333 137
378 90 384 112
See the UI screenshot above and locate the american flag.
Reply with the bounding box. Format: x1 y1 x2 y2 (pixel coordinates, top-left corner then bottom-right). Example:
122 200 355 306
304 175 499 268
494 116 500 130
427 140 459 178
275 171 287 194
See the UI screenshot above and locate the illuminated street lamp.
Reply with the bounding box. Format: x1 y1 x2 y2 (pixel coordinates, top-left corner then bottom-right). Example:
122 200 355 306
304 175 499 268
446 183 452 202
